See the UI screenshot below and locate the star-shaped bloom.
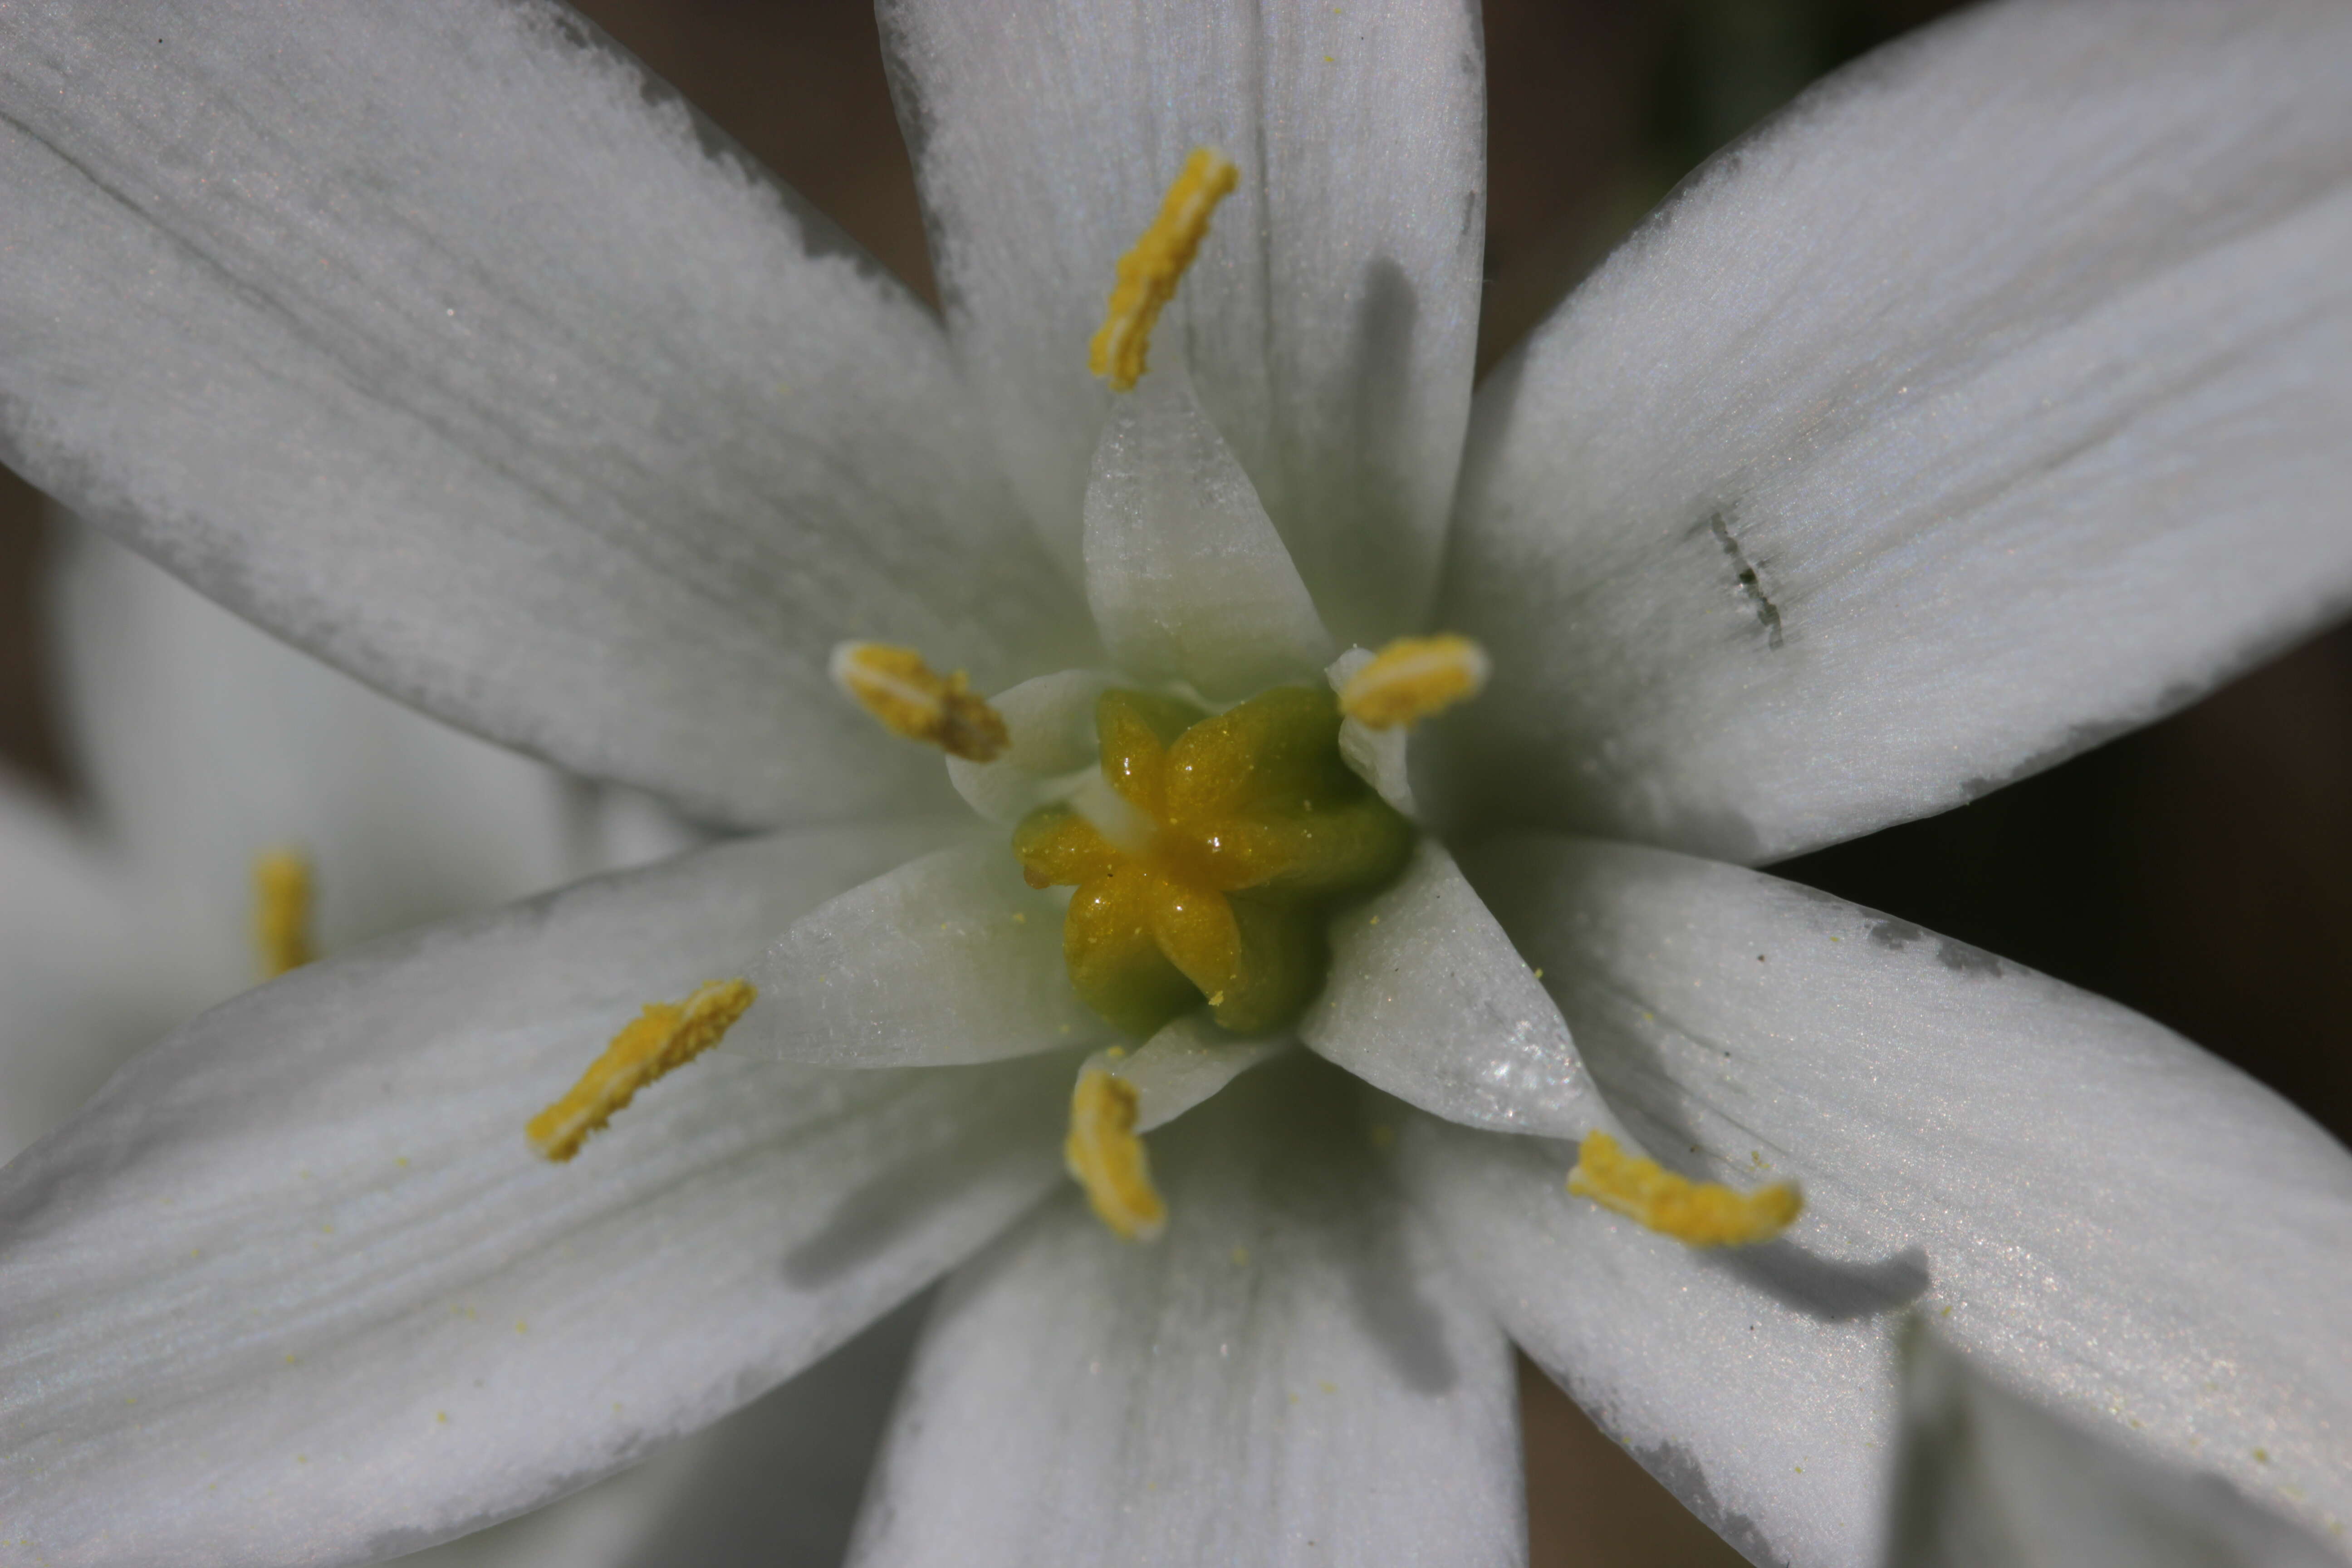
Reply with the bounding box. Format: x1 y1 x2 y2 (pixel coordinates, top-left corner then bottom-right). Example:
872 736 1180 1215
0 3 2348 1566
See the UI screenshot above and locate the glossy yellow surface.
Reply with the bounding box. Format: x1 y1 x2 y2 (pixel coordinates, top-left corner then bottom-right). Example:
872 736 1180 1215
1015 685 1411 1037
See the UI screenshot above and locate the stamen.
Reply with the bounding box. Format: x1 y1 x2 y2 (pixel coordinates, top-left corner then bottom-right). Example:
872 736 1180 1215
1338 635 1491 730
252 848 314 979
1089 147 1240 393
1568 1131 1801 1248
1065 1066 1167 1241
830 642 1009 762
528 980 757 1162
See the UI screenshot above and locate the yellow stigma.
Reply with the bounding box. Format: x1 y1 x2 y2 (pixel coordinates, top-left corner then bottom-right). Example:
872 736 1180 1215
1089 147 1240 392
527 979 757 1162
252 848 314 979
1065 1066 1166 1241
1338 634 1491 730
1568 1131 1801 1248
1015 685 1412 1039
830 642 1009 762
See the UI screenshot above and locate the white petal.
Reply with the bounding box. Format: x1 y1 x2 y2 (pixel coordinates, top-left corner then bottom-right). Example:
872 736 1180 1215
1082 365 1334 700
0 826 1070 1568
1885 1326 2346 1568
1401 834 2352 1565
945 668 1116 827
393 1298 920 1568
0 775 159 1165
1445 0 2352 862
742 843 1112 1067
0 0 1087 830
880 0 1485 639
1326 648 1417 817
847 1059 1523 1568
1302 840 1603 1139
1088 1013 1290 1132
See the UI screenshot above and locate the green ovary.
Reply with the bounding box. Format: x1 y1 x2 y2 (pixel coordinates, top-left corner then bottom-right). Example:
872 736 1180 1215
1014 684 1413 1038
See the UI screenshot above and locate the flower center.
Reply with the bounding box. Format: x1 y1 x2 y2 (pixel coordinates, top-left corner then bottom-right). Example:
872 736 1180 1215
516 149 1795 1257
1013 683 1411 1037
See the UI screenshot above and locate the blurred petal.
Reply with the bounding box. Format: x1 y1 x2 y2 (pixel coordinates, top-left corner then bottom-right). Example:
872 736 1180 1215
1302 841 1602 1138
881 0 1485 639
394 1298 923 1568
1401 835 2352 1564
1082 365 1333 700
0 774 156 1164
743 843 1112 1067
1885 1326 2345 1568
848 1058 1523 1568
0 826 1067 1568
0 0 1084 830
1446 0 2352 862
51 519 612 992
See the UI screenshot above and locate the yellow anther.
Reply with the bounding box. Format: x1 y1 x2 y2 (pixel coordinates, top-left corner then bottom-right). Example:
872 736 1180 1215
1089 147 1240 392
1338 635 1491 730
528 980 756 1162
1568 1131 1801 1248
252 848 314 979
1065 1067 1167 1241
830 642 1009 762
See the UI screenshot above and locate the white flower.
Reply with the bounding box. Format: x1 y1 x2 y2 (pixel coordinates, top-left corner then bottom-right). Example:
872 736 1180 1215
0 2 2346 1567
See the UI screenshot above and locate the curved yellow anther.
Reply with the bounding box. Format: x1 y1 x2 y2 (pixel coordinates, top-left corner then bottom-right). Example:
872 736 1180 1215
253 848 314 979
1568 1131 1801 1248
1065 1067 1167 1241
528 980 757 1162
1338 635 1491 730
1089 147 1240 392
830 642 1009 762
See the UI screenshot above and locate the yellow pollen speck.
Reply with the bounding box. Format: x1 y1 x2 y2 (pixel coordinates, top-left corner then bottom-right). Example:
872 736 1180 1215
253 848 314 979
1089 147 1240 392
1064 1067 1166 1241
1568 1131 1801 1248
1338 635 1491 729
829 642 1009 762
527 980 757 1162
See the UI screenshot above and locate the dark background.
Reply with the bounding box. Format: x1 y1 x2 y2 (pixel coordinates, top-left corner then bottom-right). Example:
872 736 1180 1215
1 3 2342 1562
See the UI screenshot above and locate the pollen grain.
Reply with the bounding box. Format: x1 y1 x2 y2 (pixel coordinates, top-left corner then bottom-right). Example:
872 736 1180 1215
1089 147 1240 392
831 642 1009 762
1568 1131 1800 1248
528 980 757 1162
1338 634 1490 730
